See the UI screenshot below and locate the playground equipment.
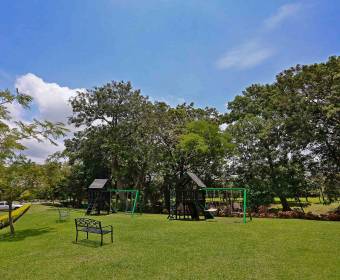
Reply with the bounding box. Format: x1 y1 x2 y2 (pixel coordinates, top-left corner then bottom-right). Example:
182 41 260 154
109 189 140 215
86 179 111 215
86 179 140 216
168 172 208 221
168 172 248 223
204 187 247 224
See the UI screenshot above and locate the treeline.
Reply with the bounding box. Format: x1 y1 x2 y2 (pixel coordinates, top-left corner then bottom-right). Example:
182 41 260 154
1 57 339 214
51 56 338 211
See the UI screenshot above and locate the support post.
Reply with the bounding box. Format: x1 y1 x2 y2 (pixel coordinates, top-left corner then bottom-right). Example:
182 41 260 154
243 189 247 224
131 190 139 216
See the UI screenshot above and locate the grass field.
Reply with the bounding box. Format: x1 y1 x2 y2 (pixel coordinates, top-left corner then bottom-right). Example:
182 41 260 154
0 205 339 280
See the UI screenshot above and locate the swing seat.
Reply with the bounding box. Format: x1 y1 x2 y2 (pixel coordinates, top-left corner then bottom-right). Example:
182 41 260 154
204 209 215 220
206 208 217 212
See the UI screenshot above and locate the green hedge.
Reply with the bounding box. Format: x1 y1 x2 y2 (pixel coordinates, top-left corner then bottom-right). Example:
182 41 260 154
0 204 31 229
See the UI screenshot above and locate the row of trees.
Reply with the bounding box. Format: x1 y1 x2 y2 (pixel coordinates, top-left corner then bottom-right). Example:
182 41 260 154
1 57 339 233
59 56 339 211
227 56 339 210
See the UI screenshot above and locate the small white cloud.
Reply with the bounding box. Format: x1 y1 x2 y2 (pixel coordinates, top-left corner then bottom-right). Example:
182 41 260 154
13 73 84 162
216 41 275 70
7 102 24 121
264 3 301 30
15 73 83 123
216 3 302 71
20 138 65 163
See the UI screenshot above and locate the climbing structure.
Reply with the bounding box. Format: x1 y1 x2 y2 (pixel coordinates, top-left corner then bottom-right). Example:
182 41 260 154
167 172 248 223
168 172 208 221
86 179 110 215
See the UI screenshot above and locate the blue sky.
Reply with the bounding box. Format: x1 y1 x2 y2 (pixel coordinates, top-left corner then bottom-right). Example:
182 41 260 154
0 0 339 161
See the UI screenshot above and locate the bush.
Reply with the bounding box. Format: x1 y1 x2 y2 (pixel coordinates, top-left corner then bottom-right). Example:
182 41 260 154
0 204 31 229
304 212 320 220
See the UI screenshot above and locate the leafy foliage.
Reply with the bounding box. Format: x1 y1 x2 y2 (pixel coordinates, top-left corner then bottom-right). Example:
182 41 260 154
0 89 67 234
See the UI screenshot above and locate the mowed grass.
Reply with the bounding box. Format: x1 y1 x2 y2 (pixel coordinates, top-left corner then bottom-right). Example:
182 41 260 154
0 205 339 280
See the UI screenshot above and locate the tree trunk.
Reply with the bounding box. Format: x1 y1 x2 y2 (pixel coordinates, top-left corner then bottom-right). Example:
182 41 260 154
279 196 291 211
8 201 15 235
296 197 305 213
319 186 326 205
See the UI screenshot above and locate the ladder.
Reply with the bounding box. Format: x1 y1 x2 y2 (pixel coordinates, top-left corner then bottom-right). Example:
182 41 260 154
168 188 176 220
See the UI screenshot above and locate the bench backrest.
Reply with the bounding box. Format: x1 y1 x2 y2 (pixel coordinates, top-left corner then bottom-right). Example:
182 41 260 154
58 208 70 218
75 218 102 229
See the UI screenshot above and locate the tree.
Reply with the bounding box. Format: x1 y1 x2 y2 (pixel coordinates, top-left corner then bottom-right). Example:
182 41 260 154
34 160 71 205
275 56 340 201
0 89 67 235
69 81 152 188
226 84 310 211
66 82 225 210
178 119 234 183
225 56 340 210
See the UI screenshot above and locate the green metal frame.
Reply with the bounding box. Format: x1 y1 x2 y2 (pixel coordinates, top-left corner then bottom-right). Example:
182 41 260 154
202 187 247 224
108 189 140 216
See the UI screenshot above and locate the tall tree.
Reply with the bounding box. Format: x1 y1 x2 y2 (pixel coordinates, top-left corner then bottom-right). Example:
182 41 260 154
226 84 309 210
275 56 340 200
0 89 67 234
68 81 154 189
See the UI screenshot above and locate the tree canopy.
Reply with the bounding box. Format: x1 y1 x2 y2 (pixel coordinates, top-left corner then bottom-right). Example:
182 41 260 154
1 56 339 220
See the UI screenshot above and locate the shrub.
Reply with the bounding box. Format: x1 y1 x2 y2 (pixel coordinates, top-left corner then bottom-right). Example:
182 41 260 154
0 204 31 229
304 212 320 220
277 211 305 219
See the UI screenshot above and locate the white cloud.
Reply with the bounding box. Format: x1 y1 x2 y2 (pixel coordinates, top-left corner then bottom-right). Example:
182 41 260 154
264 3 301 30
216 41 275 70
216 3 302 70
7 102 24 121
12 73 83 163
15 73 82 123
20 138 65 163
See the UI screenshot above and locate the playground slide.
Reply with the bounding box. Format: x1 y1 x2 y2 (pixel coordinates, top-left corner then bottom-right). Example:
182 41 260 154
86 203 93 215
193 202 214 220
0 204 31 229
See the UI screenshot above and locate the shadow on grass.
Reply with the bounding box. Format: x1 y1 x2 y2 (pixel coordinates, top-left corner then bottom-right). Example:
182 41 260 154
72 239 111 248
0 227 53 242
272 201 312 207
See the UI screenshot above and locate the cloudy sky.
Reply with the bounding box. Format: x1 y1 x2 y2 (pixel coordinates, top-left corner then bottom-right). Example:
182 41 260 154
0 0 339 162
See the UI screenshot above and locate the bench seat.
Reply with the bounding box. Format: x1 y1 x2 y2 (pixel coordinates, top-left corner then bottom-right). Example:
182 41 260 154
75 218 113 246
79 227 112 234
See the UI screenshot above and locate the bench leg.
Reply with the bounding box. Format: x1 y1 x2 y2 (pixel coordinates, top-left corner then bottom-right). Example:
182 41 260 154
111 231 113 243
101 234 103 246
87 232 89 239
76 231 78 243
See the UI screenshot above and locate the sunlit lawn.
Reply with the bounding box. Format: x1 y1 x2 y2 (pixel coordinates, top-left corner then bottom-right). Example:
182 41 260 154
0 205 339 280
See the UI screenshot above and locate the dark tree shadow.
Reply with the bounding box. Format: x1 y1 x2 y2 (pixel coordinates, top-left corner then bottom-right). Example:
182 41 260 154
0 227 53 242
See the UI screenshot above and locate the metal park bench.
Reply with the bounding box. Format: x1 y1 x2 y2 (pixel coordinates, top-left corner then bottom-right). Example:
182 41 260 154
75 218 113 246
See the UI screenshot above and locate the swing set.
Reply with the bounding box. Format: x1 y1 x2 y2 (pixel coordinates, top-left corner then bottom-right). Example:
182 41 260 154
204 187 247 224
168 172 249 223
108 189 140 216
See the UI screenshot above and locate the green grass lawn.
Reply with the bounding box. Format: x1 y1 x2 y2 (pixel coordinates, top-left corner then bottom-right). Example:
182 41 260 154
1 205 339 280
